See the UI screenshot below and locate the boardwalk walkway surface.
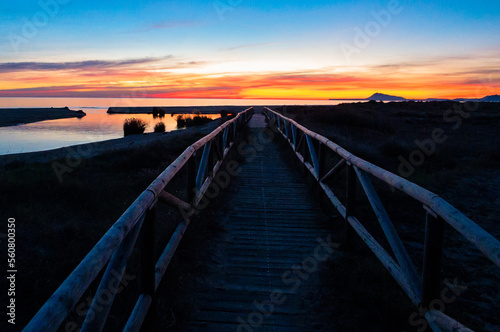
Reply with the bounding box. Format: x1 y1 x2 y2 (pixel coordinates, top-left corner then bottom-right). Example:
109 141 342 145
182 112 335 331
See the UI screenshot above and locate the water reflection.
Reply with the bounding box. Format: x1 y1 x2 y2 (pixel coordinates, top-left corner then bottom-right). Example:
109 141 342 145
0 108 219 155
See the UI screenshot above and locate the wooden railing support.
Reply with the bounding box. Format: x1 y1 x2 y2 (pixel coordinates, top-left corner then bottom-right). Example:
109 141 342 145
262 106 499 330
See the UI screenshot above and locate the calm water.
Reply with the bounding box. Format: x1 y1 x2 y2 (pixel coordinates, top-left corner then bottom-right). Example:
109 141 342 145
0 97 360 155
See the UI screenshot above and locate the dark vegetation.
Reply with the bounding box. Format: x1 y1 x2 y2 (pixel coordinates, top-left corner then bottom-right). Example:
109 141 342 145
152 107 166 118
0 127 215 330
123 118 147 136
0 107 86 127
154 121 166 133
275 101 500 330
176 110 213 128
1 103 498 330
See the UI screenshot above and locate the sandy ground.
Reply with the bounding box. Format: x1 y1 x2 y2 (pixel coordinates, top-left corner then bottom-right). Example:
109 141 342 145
0 107 86 127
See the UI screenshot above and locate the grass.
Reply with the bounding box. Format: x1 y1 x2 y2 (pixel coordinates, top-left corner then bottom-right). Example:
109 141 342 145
154 121 166 133
176 114 213 128
0 127 213 329
123 118 147 136
152 106 166 118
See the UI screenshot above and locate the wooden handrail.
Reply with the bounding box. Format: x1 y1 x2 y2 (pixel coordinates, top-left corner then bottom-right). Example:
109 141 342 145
263 107 500 267
263 106 499 332
24 107 254 332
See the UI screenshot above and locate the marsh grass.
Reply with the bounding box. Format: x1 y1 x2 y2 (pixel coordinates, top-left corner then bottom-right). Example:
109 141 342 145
176 114 213 128
154 121 166 133
123 118 148 136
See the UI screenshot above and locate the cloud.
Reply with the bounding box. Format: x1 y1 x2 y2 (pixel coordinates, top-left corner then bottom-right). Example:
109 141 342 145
0 56 173 73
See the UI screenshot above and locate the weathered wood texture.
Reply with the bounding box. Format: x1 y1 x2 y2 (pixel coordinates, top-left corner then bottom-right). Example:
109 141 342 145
24 108 253 332
262 107 499 332
183 121 335 331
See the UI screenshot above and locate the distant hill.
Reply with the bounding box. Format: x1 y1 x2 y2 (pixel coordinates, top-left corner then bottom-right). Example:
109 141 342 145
481 94 500 102
366 93 406 101
454 94 500 102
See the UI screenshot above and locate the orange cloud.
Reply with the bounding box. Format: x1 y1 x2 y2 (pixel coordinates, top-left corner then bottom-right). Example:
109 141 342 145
0 55 498 100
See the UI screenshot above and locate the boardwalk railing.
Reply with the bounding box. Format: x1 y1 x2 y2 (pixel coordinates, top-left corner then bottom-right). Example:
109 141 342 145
263 107 500 332
24 108 254 332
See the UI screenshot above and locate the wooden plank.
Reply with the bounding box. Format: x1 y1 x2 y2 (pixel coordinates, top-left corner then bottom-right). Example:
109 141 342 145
355 167 421 299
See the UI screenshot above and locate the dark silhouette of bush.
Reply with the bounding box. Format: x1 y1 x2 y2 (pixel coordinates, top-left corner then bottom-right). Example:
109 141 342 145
176 114 213 128
152 107 165 118
123 118 147 136
154 122 166 133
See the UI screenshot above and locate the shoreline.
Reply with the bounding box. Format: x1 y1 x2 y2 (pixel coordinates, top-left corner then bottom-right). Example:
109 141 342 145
107 105 249 114
0 119 222 166
0 107 86 127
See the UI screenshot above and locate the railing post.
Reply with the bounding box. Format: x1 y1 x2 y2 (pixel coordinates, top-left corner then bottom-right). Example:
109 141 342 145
421 210 445 308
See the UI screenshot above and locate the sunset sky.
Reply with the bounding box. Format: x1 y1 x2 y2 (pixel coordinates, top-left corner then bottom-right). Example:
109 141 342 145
0 0 499 100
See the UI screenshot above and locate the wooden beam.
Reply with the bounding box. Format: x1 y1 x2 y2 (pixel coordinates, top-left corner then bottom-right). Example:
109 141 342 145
355 167 421 299
320 159 346 183
123 294 152 332
425 310 474 332
305 135 319 179
196 141 212 190
158 191 193 223
81 215 144 332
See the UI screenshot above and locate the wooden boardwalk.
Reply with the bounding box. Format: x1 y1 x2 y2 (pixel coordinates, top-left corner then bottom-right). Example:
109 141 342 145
184 113 334 331
26 108 499 332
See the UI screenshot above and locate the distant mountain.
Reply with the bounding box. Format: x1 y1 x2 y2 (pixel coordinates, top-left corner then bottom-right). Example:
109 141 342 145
454 94 500 102
366 93 406 101
481 94 500 102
